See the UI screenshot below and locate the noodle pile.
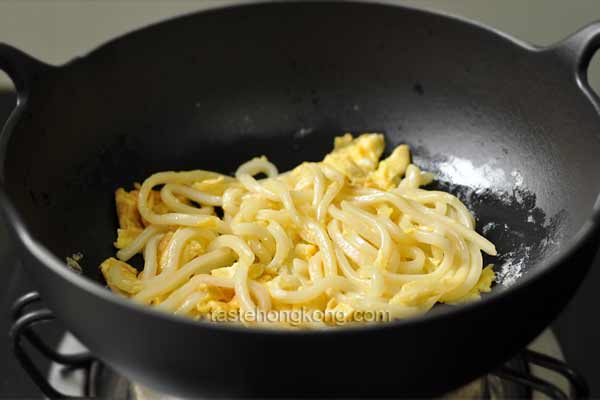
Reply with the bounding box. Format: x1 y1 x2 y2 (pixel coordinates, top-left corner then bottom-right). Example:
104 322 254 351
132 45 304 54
100 133 496 327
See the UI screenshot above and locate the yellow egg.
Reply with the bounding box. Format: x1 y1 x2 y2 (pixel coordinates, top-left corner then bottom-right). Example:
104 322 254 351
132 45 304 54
181 240 205 264
211 265 236 279
366 144 410 190
114 227 143 249
322 133 385 183
447 265 496 303
294 243 317 260
100 258 142 295
114 188 142 229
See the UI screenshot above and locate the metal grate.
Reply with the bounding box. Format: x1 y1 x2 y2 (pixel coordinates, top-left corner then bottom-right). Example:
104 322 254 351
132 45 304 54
9 291 590 399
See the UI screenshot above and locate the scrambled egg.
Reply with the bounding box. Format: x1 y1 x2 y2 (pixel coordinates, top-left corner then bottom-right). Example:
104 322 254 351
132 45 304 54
294 243 318 261
100 258 142 295
452 265 496 303
322 133 412 190
115 188 142 229
114 189 143 249
181 240 205 264
114 188 174 249
366 144 410 190
157 231 174 271
323 133 384 183
145 190 171 224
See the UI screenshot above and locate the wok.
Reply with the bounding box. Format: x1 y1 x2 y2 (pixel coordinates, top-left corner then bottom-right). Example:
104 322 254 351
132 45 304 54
2 1 600 397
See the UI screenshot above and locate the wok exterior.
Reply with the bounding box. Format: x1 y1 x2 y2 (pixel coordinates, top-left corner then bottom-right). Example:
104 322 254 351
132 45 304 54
20 229 599 397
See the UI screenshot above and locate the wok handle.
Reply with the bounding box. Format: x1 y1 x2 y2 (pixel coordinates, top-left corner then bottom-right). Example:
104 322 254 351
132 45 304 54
551 22 600 85
0 43 52 99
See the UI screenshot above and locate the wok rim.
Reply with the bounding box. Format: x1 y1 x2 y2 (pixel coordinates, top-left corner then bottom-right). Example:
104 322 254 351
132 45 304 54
1 0 599 336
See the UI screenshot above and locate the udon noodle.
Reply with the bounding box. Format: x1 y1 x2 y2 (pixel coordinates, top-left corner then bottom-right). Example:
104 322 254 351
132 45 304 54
100 133 496 328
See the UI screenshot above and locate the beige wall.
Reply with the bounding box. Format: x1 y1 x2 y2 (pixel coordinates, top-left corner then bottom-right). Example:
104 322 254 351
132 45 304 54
1 0 600 90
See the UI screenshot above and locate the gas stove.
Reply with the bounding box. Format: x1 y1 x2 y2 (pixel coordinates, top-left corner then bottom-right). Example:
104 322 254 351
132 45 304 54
9 291 588 399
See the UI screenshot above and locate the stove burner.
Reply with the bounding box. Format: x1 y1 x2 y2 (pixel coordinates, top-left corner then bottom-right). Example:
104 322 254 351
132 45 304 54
83 357 530 400
10 292 590 399
86 357 524 399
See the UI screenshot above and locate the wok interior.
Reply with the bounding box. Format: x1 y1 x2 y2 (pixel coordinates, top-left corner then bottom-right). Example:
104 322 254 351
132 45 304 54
4 2 600 295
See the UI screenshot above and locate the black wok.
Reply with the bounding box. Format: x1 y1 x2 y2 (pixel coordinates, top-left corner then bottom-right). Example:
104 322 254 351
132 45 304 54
2 1 600 397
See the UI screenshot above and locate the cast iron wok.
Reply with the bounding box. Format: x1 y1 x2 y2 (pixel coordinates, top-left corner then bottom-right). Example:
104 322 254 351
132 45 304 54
2 1 600 397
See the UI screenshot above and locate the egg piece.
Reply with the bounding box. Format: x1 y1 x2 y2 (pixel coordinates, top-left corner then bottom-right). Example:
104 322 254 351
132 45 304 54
366 144 410 190
100 257 142 295
248 264 265 280
205 286 233 302
449 265 496 303
114 188 144 249
258 273 276 283
267 272 302 292
322 133 385 183
114 187 172 247
211 265 236 279
192 283 235 313
115 188 142 229
156 231 175 272
181 239 205 264
375 204 394 219
114 227 143 249
294 243 318 261
389 280 441 307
